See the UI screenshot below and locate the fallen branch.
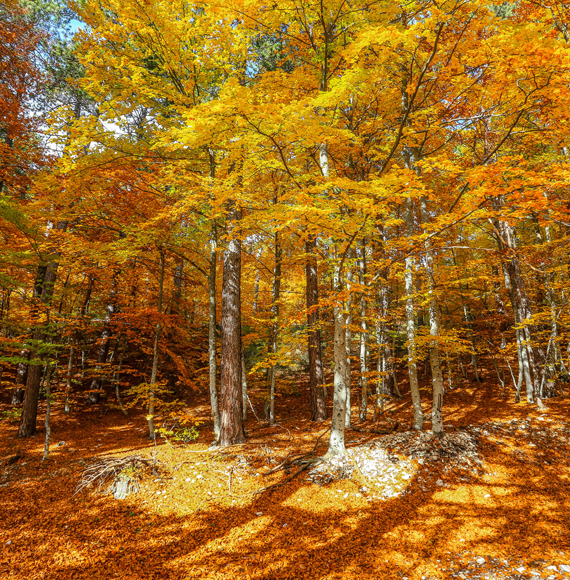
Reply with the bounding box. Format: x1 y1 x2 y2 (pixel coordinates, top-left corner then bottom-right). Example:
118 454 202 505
262 427 330 476
75 454 157 497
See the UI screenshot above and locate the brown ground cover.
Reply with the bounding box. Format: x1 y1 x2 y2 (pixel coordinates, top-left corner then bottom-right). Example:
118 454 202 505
1 375 569 580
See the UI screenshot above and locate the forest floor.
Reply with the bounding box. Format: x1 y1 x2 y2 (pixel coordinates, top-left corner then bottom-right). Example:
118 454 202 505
0 373 569 580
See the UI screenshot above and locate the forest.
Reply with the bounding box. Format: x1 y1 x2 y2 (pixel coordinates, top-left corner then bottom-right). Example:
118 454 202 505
1 0 570 579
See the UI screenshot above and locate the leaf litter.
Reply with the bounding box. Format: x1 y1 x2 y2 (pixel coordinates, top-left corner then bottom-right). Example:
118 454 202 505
0 379 569 580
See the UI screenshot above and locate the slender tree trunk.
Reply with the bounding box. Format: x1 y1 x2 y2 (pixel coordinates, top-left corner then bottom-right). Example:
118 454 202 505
305 236 327 421
344 248 354 428
541 221 566 377
219 209 245 447
496 215 540 403
111 336 128 416
359 240 369 422
64 343 74 413
268 229 282 426
208 223 221 439
404 197 423 430
148 250 165 440
241 350 248 421
42 363 55 461
374 233 393 420
87 275 117 404
375 317 386 420
326 266 348 457
419 196 445 436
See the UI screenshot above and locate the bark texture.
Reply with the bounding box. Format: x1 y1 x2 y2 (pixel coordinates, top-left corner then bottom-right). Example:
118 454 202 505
219 221 245 447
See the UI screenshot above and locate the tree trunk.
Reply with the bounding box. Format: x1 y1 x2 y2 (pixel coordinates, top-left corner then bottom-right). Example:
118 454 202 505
268 229 282 426
42 363 55 461
208 224 221 439
326 266 348 457
404 197 423 430
219 210 245 447
305 236 327 421
496 214 542 403
344 247 354 428
241 350 248 421
148 249 165 440
419 196 445 436
19 250 62 438
359 240 369 422
111 336 128 416
87 275 117 404
64 343 74 413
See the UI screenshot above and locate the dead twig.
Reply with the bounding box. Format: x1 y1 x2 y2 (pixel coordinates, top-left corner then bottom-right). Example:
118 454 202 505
262 427 331 476
74 454 157 497
311 426 331 453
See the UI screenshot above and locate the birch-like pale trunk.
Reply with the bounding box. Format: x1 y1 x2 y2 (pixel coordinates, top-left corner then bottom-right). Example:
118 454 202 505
358 241 369 422
540 220 566 379
148 249 165 440
375 316 386 419
241 350 248 421
326 266 348 457
322 136 350 454
497 217 538 403
374 233 394 420
344 247 354 428
404 197 423 430
419 196 445 436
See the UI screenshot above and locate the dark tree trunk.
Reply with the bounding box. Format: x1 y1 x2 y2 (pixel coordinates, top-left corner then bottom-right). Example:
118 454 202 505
305 236 327 422
18 362 43 437
19 254 62 438
219 214 245 447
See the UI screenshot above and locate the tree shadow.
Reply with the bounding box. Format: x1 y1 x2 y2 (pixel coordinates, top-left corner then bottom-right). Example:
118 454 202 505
1 380 569 579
